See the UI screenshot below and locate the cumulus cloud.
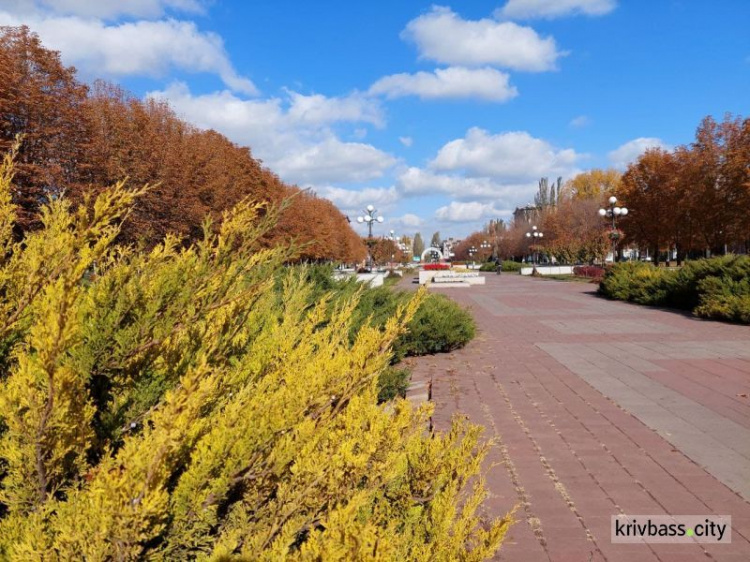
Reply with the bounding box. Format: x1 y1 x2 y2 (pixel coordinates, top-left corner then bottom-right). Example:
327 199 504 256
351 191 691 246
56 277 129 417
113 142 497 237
430 127 582 180
0 11 257 94
315 186 400 210
497 0 617 20
401 6 561 72
393 213 424 229
434 201 507 223
399 136 413 147
286 90 384 127
608 137 670 170
149 83 397 185
369 66 518 102
395 167 538 217
9 0 204 20
275 139 397 184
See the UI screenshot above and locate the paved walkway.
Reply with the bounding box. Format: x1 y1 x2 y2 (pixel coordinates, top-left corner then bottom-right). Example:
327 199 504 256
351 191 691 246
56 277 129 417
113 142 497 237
405 274 750 561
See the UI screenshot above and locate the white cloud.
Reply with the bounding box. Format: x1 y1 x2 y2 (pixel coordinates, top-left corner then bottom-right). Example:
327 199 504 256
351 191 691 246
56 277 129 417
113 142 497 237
0 11 257 94
396 167 538 213
435 201 507 223
369 66 518 102
276 138 397 184
430 127 582 180
11 0 204 20
315 186 400 210
399 136 413 147
401 6 561 72
569 115 591 128
497 0 617 20
394 213 424 229
286 90 384 127
149 83 397 185
608 137 669 170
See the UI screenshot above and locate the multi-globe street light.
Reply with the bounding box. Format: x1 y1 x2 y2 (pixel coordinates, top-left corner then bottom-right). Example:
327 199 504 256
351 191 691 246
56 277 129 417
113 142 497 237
356 204 384 238
525 226 544 266
598 196 629 262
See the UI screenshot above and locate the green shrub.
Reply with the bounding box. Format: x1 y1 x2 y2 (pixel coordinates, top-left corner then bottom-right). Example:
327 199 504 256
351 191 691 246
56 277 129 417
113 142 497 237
377 366 412 403
501 261 524 272
665 255 750 310
394 293 476 360
301 269 478 363
598 262 674 305
600 256 750 324
479 262 497 272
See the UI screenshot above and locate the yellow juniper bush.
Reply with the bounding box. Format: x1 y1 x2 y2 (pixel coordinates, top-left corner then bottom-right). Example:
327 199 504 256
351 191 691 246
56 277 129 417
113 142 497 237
0 149 513 561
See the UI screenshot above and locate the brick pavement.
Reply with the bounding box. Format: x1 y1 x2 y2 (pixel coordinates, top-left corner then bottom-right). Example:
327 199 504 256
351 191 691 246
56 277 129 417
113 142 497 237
404 274 750 561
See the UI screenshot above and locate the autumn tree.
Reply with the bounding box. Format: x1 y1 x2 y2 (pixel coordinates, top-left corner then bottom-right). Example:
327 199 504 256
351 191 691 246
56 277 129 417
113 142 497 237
618 148 679 264
0 25 91 229
368 237 399 265
563 169 621 200
453 231 492 262
686 115 750 254
541 198 608 264
430 231 441 248
0 27 366 261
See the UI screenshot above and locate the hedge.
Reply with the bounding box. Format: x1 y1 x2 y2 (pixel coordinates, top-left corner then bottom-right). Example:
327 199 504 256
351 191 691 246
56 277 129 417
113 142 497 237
599 255 750 323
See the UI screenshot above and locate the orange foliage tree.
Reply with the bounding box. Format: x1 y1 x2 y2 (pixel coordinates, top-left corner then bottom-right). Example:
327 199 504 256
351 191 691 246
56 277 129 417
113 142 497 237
0 26 365 262
618 114 750 263
0 26 91 229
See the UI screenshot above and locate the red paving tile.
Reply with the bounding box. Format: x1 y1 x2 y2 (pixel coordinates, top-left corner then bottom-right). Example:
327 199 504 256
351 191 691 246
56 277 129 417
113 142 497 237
404 274 750 561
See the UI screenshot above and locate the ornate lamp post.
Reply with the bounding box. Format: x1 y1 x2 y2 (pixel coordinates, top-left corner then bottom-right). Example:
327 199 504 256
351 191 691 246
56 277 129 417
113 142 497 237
357 205 384 268
480 240 491 261
356 204 384 239
468 245 477 267
598 196 628 262
525 226 544 265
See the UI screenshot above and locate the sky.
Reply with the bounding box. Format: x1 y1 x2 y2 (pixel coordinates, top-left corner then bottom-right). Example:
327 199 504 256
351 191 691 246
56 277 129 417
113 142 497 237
1 0 749 239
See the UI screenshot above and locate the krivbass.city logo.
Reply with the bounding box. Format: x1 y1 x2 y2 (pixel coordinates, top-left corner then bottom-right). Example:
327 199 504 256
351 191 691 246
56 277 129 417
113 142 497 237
611 515 731 543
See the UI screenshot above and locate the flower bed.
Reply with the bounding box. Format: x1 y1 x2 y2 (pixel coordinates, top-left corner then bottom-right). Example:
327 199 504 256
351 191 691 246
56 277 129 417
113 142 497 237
423 263 450 270
573 265 606 280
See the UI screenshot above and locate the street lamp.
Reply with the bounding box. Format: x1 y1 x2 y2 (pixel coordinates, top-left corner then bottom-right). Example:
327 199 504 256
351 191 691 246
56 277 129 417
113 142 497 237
598 196 628 262
525 226 544 266
356 204 384 238
468 245 477 267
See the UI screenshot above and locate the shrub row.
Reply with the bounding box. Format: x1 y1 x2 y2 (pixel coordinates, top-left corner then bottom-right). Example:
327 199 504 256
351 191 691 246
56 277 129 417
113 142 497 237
599 256 750 323
303 265 476 356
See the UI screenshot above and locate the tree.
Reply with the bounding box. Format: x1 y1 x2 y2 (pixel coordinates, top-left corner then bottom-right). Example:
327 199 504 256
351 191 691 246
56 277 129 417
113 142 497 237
369 237 399 265
618 148 678 264
0 28 366 261
412 232 425 257
0 25 91 229
541 198 608 264
562 169 621 201
534 177 562 209
430 231 441 248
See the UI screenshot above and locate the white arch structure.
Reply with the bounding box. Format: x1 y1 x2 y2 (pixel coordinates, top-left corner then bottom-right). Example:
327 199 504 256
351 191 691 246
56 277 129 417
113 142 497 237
421 247 444 261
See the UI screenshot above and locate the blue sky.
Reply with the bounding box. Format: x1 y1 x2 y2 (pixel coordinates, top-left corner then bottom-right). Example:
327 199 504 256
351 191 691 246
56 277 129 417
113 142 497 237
1 0 749 238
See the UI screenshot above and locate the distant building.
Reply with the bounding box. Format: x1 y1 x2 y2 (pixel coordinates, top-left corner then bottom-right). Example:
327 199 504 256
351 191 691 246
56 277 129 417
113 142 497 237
441 237 460 259
513 205 540 226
